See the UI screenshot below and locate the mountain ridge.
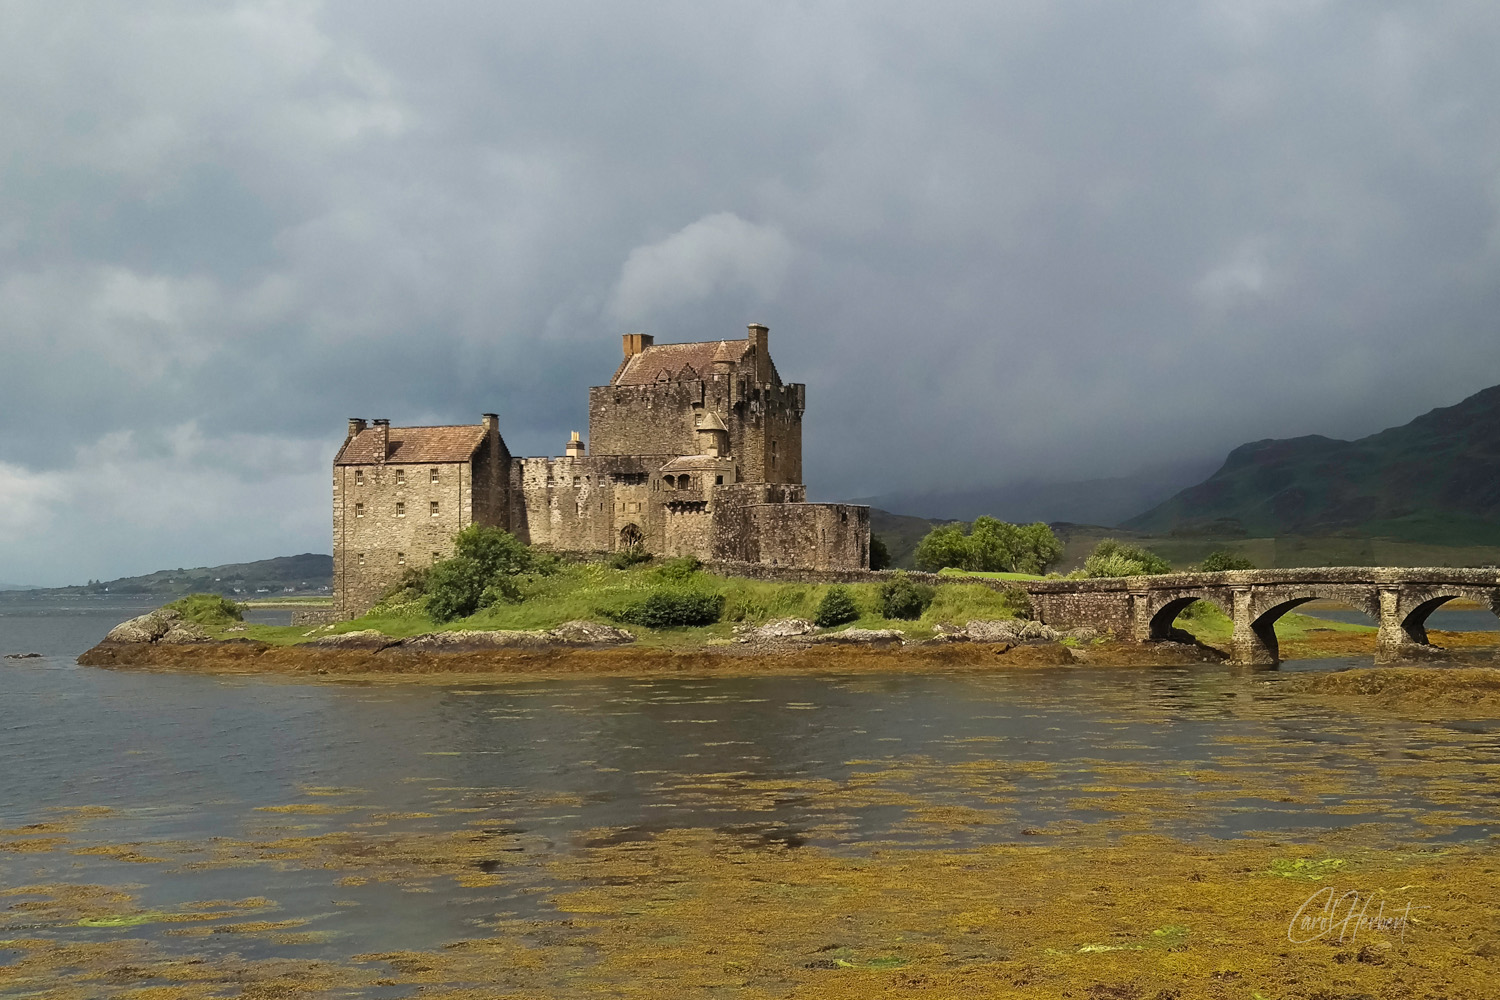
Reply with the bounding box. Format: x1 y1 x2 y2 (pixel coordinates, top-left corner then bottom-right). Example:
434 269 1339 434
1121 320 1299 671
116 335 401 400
1125 384 1500 543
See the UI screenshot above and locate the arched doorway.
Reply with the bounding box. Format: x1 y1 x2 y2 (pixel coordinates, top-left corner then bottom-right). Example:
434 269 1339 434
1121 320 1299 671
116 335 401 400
619 524 644 550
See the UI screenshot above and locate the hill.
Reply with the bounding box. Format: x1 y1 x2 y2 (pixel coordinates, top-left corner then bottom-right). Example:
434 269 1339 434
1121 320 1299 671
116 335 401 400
20 554 333 598
1125 384 1500 545
855 458 1216 528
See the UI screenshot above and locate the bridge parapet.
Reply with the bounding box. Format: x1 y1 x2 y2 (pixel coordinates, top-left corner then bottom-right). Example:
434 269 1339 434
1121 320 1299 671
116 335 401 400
1024 567 1500 666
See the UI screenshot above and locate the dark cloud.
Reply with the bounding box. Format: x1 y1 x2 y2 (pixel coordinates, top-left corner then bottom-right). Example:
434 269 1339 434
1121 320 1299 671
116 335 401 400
4 1 1500 583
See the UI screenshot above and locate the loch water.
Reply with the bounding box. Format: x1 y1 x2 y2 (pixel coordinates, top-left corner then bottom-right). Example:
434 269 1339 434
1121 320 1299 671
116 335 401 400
2 595 1499 977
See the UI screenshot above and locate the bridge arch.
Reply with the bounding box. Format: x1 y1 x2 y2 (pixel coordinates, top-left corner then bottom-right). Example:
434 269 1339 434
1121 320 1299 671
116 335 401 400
1147 595 1230 642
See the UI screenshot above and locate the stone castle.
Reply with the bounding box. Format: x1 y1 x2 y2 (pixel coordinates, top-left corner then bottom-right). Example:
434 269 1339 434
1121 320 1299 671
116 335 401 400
331 324 871 613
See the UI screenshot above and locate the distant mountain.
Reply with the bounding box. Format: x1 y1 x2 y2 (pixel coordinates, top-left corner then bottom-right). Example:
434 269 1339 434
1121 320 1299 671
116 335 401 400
0 582 37 591
1125 385 1500 544
856 458 1219 527
17 554 333 598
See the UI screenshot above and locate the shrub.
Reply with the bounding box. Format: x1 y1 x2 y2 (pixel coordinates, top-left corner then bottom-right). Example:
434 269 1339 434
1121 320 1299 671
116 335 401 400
1200 550 1255 572
814 586 860 627
654 556 702 582
423 525 553 622
425 555 491 622
869 535 891 571
609 589 725 628
453 524 536 578
609 546 653 569
879 571 936 620
1080 539 1172 578
165 593 244 625
380 566 429 604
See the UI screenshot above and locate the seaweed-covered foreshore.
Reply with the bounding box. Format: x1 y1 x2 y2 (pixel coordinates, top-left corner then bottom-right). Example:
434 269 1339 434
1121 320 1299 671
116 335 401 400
75 605 1500 685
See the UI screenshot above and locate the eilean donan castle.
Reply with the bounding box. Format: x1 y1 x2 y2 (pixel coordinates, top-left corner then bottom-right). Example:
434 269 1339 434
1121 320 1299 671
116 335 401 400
331 324 871 614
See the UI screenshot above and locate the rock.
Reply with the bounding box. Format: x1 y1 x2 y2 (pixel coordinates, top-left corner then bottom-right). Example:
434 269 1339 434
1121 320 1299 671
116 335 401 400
104 610 182 644
810 628 905 646
547 620 635 645
963 619 1058 644
1064 626 1100 643
400 629 550 649
306 629 399 650
733 618 820 640
4 652 42 659
158 621 211 644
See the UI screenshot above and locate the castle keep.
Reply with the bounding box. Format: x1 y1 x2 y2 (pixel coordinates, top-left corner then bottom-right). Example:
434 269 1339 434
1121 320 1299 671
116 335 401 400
332 324 871 613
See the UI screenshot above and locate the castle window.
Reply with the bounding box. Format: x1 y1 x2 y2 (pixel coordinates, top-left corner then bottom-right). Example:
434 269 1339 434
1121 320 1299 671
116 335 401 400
771 440 778 468
716 475 723 485
430 468 439 483
432 551 440 561
395 502 406 517
355 502 364 518
358 552 365 565
430 501 439 516
397 552 406 566
396 469 406 486
354 469 364 485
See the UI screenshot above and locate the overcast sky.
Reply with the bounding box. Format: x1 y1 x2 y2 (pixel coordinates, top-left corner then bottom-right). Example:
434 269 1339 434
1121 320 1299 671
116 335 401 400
4 1 1500 585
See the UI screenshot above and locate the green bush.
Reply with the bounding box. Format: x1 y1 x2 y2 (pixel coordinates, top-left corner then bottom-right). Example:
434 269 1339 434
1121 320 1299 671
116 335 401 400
425 556 491 622
869 535 891 571
913 517 1062 574
379 566 429 604
609 546 653 569
424 525 548 622
1199 550 1255 572
653 556 702 582
814 586 860 627
1080 539 1172 578
879 571 936 620
609 589 726 628
165 593 244 625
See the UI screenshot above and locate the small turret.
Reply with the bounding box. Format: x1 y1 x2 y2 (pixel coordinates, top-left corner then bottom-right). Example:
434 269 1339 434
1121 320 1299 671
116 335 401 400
696 410 729 458
565 431 585 459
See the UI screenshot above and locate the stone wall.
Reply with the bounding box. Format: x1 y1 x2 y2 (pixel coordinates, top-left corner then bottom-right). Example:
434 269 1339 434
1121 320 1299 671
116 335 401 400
718 502 870 571
334 459 478 614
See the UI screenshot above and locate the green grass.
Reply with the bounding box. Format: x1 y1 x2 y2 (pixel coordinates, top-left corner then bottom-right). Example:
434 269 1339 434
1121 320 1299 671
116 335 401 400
935 567 1046 582
208 563 1033 648
1167 600 1374 645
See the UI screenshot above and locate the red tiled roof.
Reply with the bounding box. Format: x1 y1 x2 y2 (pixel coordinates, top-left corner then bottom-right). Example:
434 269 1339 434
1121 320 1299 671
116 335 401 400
613 339 756 386
334 424 486 465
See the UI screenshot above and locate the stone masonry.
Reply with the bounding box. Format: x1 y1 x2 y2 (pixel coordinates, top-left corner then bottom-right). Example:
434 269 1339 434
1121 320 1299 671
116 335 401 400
1027 567 1500 666
332 324 870 614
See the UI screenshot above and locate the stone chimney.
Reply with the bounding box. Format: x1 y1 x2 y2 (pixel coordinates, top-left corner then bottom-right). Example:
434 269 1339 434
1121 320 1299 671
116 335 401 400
565 431 585 459
372 419 390 462
481 413 499 435
747 323 769 383
622 333 654 359
347 417 367 442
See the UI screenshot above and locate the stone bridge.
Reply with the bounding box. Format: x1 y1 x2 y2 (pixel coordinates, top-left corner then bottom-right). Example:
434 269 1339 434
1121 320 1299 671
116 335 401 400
1026 567 1500 666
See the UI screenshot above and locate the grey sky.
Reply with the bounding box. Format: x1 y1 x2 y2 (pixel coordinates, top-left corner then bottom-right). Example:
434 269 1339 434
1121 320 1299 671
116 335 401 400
4 1 1500 585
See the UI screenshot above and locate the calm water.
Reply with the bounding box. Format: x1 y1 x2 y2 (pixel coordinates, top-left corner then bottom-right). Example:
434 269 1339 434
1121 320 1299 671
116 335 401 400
3 596 1499 979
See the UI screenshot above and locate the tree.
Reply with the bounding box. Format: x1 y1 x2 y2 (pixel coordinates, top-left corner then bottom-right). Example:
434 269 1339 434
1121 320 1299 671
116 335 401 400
426 525 546 622
913 518 1062 574
869 535 891 571
914 524 969 572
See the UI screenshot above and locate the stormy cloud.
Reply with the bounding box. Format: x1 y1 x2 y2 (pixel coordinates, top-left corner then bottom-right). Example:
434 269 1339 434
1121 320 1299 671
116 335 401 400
5 1 1500 584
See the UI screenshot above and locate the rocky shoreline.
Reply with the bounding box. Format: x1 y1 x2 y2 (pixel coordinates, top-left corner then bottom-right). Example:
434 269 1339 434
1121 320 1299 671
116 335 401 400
74 609 1227 678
